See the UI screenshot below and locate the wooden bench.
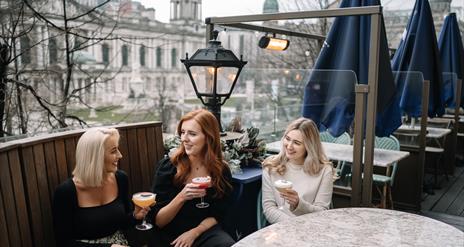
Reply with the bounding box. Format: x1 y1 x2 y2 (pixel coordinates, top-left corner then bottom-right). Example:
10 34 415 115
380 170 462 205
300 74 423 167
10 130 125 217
0 121 165 247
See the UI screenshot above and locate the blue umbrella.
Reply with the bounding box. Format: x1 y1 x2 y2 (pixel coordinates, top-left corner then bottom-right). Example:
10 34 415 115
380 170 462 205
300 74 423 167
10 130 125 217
438 13 464 108
391 0 444 117
302 0 401 137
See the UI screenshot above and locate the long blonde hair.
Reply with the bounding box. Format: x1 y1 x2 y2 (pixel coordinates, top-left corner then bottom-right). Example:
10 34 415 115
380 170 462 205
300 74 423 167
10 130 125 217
73 128 120 187
263 118 331 176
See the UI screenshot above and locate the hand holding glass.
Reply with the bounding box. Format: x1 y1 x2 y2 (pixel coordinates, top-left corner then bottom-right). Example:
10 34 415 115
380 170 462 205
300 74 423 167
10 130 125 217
132 192 156 230
192 176 211 208
274 179 293 210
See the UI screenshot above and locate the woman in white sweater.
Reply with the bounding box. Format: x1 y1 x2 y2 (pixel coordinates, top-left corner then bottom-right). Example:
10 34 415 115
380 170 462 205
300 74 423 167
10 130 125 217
262 118 333 224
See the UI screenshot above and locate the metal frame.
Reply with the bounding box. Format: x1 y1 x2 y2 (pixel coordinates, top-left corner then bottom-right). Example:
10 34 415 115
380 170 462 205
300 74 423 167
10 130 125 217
204 6 383 207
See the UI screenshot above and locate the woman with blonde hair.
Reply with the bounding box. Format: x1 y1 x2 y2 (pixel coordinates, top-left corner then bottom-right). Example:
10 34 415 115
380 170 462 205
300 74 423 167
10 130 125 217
150 109 235 247
262 118 333 224
52 128 149 246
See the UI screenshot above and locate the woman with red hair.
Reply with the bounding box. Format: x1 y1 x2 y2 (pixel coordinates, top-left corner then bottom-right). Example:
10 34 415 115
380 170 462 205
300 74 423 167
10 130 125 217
150 109 235 247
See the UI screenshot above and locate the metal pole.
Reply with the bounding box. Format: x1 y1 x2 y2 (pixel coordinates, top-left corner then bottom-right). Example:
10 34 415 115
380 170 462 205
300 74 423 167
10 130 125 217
352 84 368 206
361 13 381 207
417 80 430 210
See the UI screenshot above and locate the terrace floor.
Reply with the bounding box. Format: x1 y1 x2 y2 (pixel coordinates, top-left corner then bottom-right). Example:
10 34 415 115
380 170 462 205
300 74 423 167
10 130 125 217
421 163 464 231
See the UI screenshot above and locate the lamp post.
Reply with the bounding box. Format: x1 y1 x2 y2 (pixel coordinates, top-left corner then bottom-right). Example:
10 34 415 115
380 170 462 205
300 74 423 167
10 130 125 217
181 30 247 135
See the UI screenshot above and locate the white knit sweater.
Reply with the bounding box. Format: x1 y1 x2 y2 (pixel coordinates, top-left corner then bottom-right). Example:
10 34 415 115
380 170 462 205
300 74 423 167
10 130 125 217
262 162 333 224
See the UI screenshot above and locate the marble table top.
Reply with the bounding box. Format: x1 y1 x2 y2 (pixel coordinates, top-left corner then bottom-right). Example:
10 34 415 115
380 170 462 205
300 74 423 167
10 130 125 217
233 207 464 247
267 141 409 167
397 125 452 139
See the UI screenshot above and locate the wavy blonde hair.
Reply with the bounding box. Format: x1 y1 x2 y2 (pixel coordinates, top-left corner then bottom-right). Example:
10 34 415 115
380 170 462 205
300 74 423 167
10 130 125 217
263 118 332 176
73 128 120 187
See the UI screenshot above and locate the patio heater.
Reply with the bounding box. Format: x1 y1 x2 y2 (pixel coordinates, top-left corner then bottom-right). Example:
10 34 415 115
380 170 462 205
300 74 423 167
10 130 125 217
181 30 247 135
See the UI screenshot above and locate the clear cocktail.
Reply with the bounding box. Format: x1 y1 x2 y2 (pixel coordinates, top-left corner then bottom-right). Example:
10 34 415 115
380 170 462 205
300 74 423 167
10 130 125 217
274 179 293 210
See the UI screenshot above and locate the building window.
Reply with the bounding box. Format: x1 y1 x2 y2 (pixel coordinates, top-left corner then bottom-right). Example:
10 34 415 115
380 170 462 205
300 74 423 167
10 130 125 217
49 38 58 64
102 43 110 65
122 45 129 66
171 48 177 68
140 45 146 66
20 36 31 65
156 47 163 68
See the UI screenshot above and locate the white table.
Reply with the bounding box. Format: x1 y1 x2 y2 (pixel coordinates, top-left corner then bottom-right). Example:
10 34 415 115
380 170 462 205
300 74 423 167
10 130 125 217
233 208 464 247
267 141 409 167
397 125 452 139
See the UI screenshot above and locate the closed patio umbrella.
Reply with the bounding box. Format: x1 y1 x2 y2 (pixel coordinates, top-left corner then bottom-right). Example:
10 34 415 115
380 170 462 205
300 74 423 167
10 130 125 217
302 0 401 137
438 13 464 108
391 0 444 117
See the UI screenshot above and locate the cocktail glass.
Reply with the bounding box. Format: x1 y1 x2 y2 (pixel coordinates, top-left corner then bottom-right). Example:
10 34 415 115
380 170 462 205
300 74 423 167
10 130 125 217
274 179 293 210
132 192 156 230
192 176 211 208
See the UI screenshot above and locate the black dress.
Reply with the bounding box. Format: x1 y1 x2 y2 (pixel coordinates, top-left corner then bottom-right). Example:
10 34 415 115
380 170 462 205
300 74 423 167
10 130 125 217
52 170 136 247
150 157 235 247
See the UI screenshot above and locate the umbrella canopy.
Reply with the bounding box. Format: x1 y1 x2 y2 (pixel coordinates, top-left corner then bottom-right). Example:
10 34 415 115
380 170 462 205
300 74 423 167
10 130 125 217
302 0 401 137
391 0 444 117
438 13 464 108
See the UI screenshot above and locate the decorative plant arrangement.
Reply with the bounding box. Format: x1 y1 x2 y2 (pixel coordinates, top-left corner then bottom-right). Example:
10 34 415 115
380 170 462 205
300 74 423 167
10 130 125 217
163 126 267 174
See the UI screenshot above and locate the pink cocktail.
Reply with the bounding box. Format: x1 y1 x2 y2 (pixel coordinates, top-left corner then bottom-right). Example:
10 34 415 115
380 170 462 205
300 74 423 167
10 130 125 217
192 176 211 208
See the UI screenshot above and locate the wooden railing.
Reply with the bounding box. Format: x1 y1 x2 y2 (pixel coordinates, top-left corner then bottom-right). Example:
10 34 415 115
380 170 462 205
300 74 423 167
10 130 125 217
0 122 165 247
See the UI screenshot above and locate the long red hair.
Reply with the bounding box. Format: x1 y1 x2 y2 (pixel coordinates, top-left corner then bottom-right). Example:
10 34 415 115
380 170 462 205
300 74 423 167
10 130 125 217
171 109 231 198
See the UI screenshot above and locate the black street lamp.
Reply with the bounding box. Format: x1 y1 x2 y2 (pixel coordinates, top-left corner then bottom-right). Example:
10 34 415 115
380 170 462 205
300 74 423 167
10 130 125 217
181 30 247 135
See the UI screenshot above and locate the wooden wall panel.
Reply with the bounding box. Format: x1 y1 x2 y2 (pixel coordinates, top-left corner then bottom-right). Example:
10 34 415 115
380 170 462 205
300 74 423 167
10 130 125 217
146 127 157 181
54 139 68 183
64 138 76 177
0 184 10 246
44 142 59 200
137 128 151 191
127 129 141 193
0 152 17 247
33 145 54 245
8 150 32 247
21 147 44 245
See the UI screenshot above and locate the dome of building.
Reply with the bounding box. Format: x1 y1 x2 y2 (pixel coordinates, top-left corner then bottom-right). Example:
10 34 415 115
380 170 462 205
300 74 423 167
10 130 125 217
263 0 279 14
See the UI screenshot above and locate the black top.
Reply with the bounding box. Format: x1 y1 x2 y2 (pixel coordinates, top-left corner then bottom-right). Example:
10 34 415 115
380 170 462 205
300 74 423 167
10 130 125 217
52 170 136 247
151 157 233 242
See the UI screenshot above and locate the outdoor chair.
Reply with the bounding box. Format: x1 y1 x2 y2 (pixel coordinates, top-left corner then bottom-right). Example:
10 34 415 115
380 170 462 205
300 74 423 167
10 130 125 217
256 190 269 230
341 136 400 209
319 131 351 176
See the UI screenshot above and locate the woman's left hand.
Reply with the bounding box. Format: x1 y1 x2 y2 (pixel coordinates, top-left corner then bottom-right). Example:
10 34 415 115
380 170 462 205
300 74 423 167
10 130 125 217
133 205 150 220
280 189 299 211
171 229 199 247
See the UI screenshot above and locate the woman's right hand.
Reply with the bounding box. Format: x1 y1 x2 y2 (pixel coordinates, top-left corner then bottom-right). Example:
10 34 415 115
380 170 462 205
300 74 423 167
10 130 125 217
180 183 206 202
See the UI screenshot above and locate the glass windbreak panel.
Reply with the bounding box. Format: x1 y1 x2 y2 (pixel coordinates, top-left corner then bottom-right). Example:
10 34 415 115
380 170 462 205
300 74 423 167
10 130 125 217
392 71 424 118
391 71 424 147
442 72 458 109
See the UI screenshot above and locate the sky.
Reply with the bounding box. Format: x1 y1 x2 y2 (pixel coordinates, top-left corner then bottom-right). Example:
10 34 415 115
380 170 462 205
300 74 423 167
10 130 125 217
137 0 464 23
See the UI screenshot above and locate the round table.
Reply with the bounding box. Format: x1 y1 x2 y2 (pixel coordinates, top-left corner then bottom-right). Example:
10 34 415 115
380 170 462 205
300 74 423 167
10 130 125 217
233 207 464 247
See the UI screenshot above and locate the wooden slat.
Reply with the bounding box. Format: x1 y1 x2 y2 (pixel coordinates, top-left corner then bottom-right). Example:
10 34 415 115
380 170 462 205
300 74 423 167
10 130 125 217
137 128 150 191
20 147 44 245
33 145 54 246
64 138 76 177
127 129 142 193
146 127 157 180
0 152 22 246
44 142 59 201
154 125 165 175
55 139 68 183
8 150 33 247
0 183 10 247
433 172 464 213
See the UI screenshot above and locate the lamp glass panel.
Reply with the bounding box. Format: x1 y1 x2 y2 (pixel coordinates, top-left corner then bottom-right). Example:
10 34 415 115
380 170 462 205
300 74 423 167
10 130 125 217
216 67 239 94
190 66 215 94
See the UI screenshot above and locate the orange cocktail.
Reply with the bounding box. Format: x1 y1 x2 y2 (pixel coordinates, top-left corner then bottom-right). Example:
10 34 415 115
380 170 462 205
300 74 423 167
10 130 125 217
132 192 156 230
